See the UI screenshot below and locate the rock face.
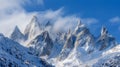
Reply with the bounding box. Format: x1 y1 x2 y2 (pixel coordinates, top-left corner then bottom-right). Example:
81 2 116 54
0 34 54 67
74 22 95 53
74 20 85 35
58 33 76 60
96 26 116 51
24 16 42 40
28 31 54 56
10 26 25 42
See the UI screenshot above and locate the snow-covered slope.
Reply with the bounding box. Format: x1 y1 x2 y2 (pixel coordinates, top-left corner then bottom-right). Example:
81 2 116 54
93 45 120 67
0 33 54 67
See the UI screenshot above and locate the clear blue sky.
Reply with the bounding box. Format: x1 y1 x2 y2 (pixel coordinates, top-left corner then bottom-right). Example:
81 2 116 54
24 0 120 42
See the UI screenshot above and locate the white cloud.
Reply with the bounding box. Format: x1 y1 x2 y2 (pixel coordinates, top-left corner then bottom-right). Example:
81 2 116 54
35 9 98 32
0 0 44 36
81 18 98 25
0 0 98 37
53 16 79 32
0 11 37 36
53 17 98 32
0 0 44 18
32 8 77 32
44 8 63 19
109 16 120 23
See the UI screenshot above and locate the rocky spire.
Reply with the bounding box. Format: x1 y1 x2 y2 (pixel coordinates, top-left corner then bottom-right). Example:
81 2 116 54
58 34 76 60
96 26 116 51
14 26 20 33
31 15 38 23
10 26 25 42
28 31 53 56
101 26 108 36
24 15 41 40
77 19 82 27
74 19 87 35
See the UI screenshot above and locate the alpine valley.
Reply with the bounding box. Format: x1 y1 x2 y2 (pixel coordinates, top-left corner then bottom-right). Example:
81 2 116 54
0 15 120 67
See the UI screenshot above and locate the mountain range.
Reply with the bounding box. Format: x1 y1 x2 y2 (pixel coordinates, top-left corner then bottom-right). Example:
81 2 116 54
0 15 120 67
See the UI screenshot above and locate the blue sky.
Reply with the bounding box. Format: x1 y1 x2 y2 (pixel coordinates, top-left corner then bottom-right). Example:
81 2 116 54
0 0 120 42
24 0 120 42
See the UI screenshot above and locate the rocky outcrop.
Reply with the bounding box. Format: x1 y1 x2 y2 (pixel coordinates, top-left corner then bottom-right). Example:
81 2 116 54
10 26 25 42
28 31 54 56
24 16 42 40
96 26 116 51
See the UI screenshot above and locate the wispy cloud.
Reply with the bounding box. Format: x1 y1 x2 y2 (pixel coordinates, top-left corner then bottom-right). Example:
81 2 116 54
53 16 79 32
0 0 44 36
34 8 98 32
0 0 98 37
81 18 98 25
109 16 120 23
0 12 36 35
0 0 44 18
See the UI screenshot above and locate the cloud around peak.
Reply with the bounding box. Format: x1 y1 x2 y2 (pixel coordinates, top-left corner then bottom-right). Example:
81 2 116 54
0 0 98 37
0 0 44 36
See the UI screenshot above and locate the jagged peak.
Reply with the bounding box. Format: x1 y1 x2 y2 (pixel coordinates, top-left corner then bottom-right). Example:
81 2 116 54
13 26 21 34
35 31 50 41
10 25 25 42
96 26 117 51
77 19 82 27
29 15 40 26
74 20 87 35
42 31 49 38
31 15 38 23
77 19 85 27
99 26 115 41
24 15 42 39
101 26 108 36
